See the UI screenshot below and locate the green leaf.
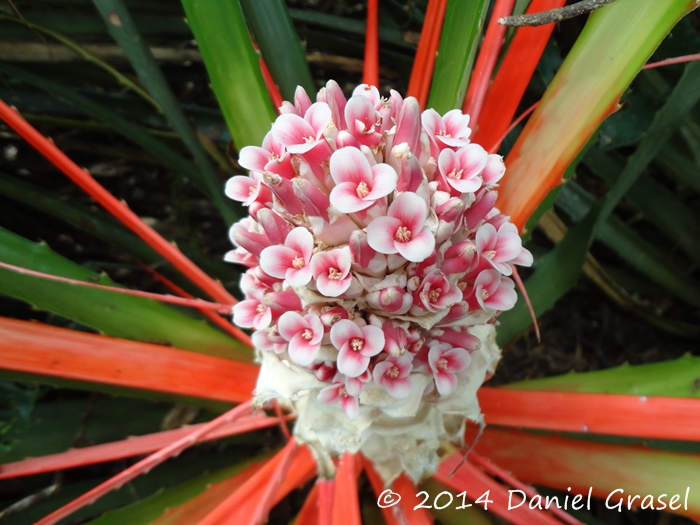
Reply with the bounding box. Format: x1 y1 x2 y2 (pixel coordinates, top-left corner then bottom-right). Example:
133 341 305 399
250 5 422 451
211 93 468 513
240 0 315 100
180 0 276 150
0 396 170 464
597 91 657 150
586 147 700 265
0 14 158 111
496 204 597 346
556 180 700 308
0 62 236 225
83 458 268 525
287 8 414 51
427 0 489 113
0 227 251 361
91 0 236 224
656 143 700 195
505 354 700 397
0 10 191 42
592 59 700 234
0 369 231 412
0 381 38 453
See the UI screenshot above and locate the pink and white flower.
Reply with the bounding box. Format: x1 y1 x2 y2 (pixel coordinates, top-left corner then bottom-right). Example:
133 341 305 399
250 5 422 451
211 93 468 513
318 380 359 420
437 144 488 194
225 171 272 206
232 289 271 331
345 369 372 396
469 269 518 311
279 85 313 117
428 344 472 396
366 286 413 315
481 154 506 186
260 227 314 287
330 320 385 377
344 95 383 148
277 311 324 366
422 108 472 157
366 192 435 262
373 354 413 398
476 222 532 275
238 132 295 179
329 147 397 213
412 270 463 313
310 249 353 297
272 102 332 155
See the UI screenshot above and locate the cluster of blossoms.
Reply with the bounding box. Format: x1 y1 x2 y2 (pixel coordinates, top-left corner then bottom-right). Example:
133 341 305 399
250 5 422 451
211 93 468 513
225 82 531 481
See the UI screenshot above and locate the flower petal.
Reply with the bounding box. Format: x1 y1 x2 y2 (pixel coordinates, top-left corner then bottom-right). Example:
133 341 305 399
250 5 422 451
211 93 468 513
396 227 435 263
316 274 352 297
339 394 359 420
330 319 363 349
272 113 316 146
388 192 428 233
366 216 402 254
330 182 372 213
286 265 313 287
337 349 370 378
318 384 341 404
232 299 263 328
366 164 398 200
305 102 332 137
277 311 307 340
288 333 320 366
359 325 385 356
238 146 270 172
434 371 457 396
285 227 314 262
443 347 471 373
260 246 298 279
475 223 497 252
329 146 372 185
385 376 412 399
225 176 257 203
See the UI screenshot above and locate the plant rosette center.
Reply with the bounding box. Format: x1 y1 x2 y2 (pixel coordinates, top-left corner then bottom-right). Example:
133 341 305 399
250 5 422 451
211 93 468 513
226 82 532 483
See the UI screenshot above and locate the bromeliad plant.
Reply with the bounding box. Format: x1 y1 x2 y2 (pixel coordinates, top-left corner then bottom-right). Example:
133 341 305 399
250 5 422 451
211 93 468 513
1 0 700 524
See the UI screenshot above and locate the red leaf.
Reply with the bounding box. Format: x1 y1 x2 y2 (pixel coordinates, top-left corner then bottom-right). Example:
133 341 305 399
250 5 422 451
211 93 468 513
0 414 283 480
332 452 362 525
476 427 700 521
471 0 567 152
195 443 316 524
151 460 269 525
295 481 321 525
364 457 434 525
406 0 449 108
463 0 517 124
0 317 257 403
479 387 700 441
435 454 563 525
364 0 379 87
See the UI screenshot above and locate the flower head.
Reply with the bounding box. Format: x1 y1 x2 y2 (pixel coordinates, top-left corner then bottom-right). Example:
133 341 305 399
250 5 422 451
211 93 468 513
225 84 532 483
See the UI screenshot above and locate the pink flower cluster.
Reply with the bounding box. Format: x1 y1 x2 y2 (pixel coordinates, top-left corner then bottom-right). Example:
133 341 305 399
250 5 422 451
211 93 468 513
226 83 532 421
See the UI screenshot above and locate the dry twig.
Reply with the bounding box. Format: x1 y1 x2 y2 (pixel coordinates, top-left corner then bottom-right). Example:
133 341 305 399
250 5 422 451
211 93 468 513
499 0 616 27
